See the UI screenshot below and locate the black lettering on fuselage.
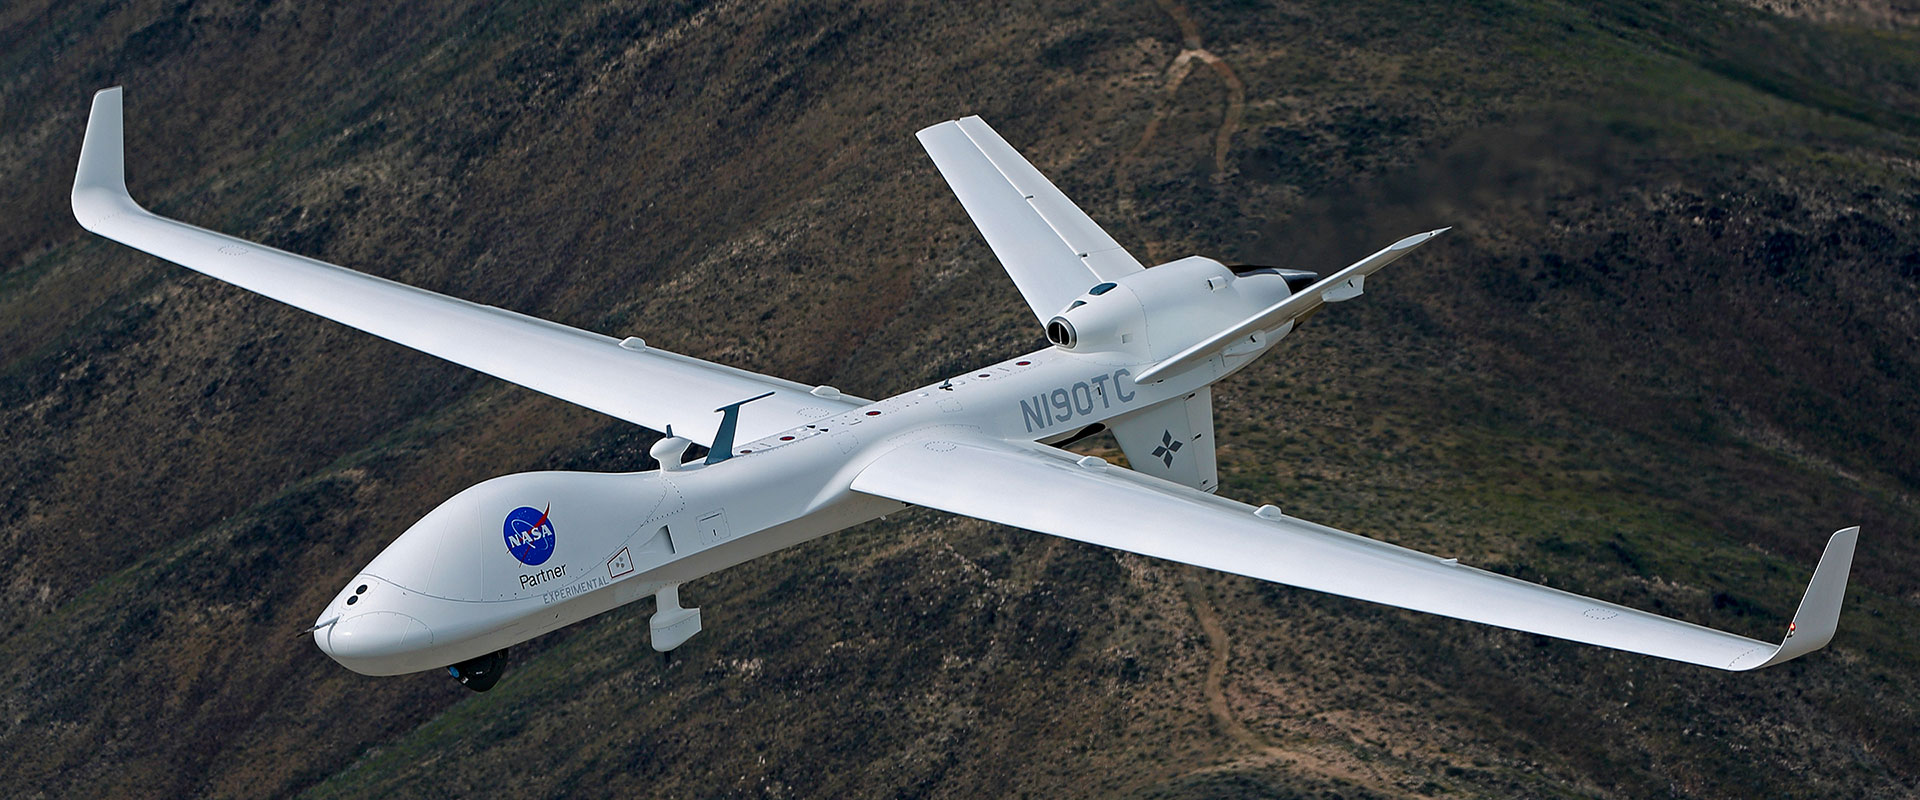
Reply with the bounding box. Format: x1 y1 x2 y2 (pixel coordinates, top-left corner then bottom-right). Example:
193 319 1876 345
1021 397 1047 431
520 563 568 589
1071 382 1094 415
543 574 609 605
1018 369 1141 432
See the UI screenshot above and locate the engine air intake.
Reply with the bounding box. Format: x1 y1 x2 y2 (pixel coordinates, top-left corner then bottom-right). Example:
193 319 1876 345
1045 316 1077 349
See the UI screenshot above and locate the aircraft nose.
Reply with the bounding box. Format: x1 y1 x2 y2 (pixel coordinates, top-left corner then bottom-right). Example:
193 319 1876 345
312 577 436 674
317 611 435 670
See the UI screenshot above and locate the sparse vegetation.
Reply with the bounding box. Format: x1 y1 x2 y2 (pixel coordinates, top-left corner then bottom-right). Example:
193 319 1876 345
2 0 1917 797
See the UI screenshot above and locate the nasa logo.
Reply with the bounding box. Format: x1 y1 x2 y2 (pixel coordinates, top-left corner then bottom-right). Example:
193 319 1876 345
502 505 557 566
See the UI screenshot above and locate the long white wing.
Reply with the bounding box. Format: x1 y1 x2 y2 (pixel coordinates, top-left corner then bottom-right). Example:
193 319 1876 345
71 88 859 446
851 435 1857 671
918 116 1143 322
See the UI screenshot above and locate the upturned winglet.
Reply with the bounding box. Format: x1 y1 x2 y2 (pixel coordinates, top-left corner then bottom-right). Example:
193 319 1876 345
72 86 137 229
1738 526 1859 669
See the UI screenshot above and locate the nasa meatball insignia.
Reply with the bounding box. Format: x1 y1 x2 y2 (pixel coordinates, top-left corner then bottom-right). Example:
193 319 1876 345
502 504 558 566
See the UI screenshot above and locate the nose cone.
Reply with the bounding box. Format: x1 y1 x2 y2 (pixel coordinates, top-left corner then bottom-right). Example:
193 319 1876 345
327 611 434 658
312 578 437 675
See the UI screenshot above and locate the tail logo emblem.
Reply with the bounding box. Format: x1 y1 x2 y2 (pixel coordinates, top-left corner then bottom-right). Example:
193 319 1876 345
1153 430 1183 467
503 505 558 566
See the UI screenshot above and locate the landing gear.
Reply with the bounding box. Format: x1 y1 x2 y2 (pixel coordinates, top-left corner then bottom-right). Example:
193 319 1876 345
447 648 508 692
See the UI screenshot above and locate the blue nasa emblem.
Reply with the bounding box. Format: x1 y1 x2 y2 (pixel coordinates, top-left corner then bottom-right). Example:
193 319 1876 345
502 505 557 566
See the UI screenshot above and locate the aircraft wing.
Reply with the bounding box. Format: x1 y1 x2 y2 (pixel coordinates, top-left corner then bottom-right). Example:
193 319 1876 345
70 88 859 446
851 435 1857 671
918 116 1143 322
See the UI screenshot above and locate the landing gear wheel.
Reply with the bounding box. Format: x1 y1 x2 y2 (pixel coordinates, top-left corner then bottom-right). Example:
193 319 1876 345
447 648 509 692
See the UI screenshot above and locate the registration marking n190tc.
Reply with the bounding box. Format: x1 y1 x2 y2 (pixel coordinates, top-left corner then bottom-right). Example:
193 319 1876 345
1019 369 1135 432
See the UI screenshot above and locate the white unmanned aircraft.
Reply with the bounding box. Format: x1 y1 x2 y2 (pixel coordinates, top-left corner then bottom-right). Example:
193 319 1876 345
73 87 1856 692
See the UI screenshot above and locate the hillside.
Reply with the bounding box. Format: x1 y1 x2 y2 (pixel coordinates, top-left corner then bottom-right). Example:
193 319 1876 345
2 0 1917 797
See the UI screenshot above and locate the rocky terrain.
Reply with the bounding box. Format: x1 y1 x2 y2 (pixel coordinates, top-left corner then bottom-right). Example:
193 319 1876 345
2 0 1917 797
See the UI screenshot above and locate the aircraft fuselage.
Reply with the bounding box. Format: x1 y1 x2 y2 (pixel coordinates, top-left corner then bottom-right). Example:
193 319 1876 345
312 262 1295 676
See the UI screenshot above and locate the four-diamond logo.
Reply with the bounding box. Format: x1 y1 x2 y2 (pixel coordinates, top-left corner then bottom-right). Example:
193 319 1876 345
1151 430 1183 467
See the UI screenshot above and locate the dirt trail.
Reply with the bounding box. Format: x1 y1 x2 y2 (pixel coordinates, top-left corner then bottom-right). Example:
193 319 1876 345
1184 577 1284 756
1125 0 1248 181
1181 577 1409 796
